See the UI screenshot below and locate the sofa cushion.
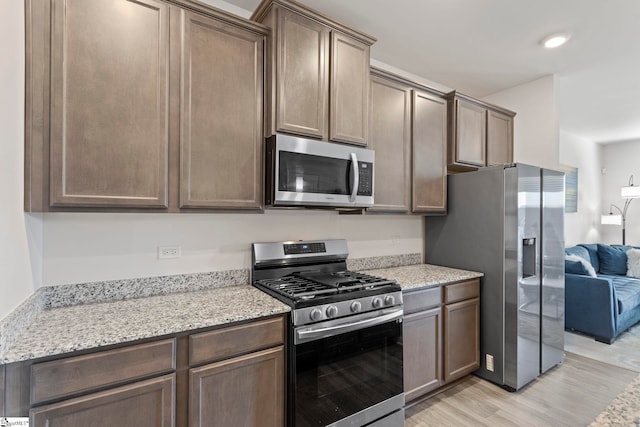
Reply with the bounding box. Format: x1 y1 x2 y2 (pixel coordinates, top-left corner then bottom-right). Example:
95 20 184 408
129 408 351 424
598 244 630 275
565 254 597 276
603 274 640 314
578 244 600 272
628 248 640 278
566 246 591 263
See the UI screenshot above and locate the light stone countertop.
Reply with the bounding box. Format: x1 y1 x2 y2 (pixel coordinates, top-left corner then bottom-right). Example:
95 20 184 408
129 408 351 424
2 285 289 364
1 260 480 365
361 264 483 291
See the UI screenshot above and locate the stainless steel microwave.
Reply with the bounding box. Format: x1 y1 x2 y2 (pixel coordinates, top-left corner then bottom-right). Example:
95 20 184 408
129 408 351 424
265 134 375 208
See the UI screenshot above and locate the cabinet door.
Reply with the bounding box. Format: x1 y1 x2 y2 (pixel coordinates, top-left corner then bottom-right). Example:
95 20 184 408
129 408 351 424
443 297 480 383
455 99 486 167
403 307 442 402
189 346 284 427
487 110 514 166
179 11 263 209
31 374 175 427
412 90 447 213
276 9 329 139
330 32 370 145
368 75 411 212
49 0 169 208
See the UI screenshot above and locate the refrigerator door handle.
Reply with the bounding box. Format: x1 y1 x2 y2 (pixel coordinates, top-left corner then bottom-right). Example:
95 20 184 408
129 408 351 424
522 237 537 278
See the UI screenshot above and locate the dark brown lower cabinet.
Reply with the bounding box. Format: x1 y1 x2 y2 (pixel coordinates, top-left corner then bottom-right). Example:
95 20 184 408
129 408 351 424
403 307 442 401
443 297 480 383
403 278 480 403
3 315 285 427
189 346 284 427
30 374 175 427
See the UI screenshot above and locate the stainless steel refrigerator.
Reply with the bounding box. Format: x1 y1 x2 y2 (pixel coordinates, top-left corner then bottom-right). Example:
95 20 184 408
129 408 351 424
425 163 565 391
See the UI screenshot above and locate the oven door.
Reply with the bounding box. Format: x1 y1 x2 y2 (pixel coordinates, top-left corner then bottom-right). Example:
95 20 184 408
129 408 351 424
292 308 404 427
268 133 374 208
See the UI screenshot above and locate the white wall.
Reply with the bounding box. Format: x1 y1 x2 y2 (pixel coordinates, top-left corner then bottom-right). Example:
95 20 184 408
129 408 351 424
370 59 452 94
200 0 252 18
559 131 603 246
0 2 43 321
483 75 559 170
601 139 640 245
43 212 423 285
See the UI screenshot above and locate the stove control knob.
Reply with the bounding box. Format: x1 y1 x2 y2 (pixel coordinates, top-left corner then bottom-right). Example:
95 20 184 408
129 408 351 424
326 305 338 318
350 301 362 313
372 297 383 309
384 295 395 306
310 308 322 322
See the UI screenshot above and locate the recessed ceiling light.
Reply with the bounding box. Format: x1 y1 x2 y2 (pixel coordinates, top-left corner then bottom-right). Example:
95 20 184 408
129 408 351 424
541 33 571 49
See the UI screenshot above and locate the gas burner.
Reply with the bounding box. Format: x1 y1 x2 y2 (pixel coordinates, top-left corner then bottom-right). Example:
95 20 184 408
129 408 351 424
254 276 337 300
296 271 396 291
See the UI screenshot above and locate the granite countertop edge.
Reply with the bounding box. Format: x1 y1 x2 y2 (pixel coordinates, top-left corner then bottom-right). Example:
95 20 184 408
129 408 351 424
1 261 481 365
1 285 290 365
361 263 484 291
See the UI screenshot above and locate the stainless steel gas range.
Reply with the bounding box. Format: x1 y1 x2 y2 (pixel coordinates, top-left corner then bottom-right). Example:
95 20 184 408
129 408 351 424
251 239 404 427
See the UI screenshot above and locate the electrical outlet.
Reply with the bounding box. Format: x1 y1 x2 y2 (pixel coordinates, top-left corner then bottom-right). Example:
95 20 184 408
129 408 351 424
158 246 181 259
486 354 494 372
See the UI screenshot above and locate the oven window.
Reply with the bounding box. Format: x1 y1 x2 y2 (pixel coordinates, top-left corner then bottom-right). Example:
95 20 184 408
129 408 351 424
278 151 351 195
294 320 403 426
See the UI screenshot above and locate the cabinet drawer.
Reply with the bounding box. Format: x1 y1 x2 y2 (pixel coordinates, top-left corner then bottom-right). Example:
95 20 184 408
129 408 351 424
444 279 479 304
31 374 175 427
189 316 284 366
31 339 176 404
403 287 442 314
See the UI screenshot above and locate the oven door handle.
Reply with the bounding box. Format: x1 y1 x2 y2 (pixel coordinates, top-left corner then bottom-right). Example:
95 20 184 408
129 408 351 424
295 308 403 344
349 152 359 202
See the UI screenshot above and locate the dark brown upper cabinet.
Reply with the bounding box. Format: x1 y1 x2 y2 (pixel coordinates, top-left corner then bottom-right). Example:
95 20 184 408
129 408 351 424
487 109 514 166
368 72 412 212
412 89 448 213
252 0 375 146
368 68 447 215
25 0 268 212
47 0 171 209
329 31 371 145
178 10 264 210
446 92 515 171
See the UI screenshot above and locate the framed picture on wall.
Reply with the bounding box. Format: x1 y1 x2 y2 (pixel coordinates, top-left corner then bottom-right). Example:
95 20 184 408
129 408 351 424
559 164 578 213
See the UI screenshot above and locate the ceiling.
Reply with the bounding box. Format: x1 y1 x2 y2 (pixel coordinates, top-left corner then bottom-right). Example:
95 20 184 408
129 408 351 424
223 0 640 144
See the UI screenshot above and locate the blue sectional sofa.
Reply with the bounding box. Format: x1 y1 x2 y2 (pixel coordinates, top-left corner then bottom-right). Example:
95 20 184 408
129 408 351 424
565 243 640 344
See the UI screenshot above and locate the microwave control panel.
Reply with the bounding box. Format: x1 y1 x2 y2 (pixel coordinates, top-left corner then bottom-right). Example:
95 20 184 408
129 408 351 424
357 162 373 196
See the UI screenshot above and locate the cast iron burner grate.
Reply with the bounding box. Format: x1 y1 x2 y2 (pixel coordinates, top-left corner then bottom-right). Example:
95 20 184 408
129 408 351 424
255 276 338 299
254 271 396 301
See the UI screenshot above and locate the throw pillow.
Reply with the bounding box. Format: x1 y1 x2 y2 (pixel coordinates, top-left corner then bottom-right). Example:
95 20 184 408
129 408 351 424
627 248 640 278
565 254 597 277
597 244 629 275
578 244 600 272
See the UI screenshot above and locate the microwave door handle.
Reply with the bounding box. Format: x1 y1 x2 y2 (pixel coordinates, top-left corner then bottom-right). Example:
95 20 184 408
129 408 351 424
350 152 359 202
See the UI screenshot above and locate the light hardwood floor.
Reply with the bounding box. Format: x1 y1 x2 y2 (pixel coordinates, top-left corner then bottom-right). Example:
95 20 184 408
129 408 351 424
405 351 638 426
565 327 640 372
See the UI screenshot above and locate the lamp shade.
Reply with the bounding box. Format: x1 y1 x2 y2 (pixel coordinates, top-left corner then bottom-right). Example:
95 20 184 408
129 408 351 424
621 185 640 198
601 214 623 225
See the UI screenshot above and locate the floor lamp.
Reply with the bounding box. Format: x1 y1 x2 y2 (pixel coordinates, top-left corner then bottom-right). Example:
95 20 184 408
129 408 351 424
601 175 640 245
